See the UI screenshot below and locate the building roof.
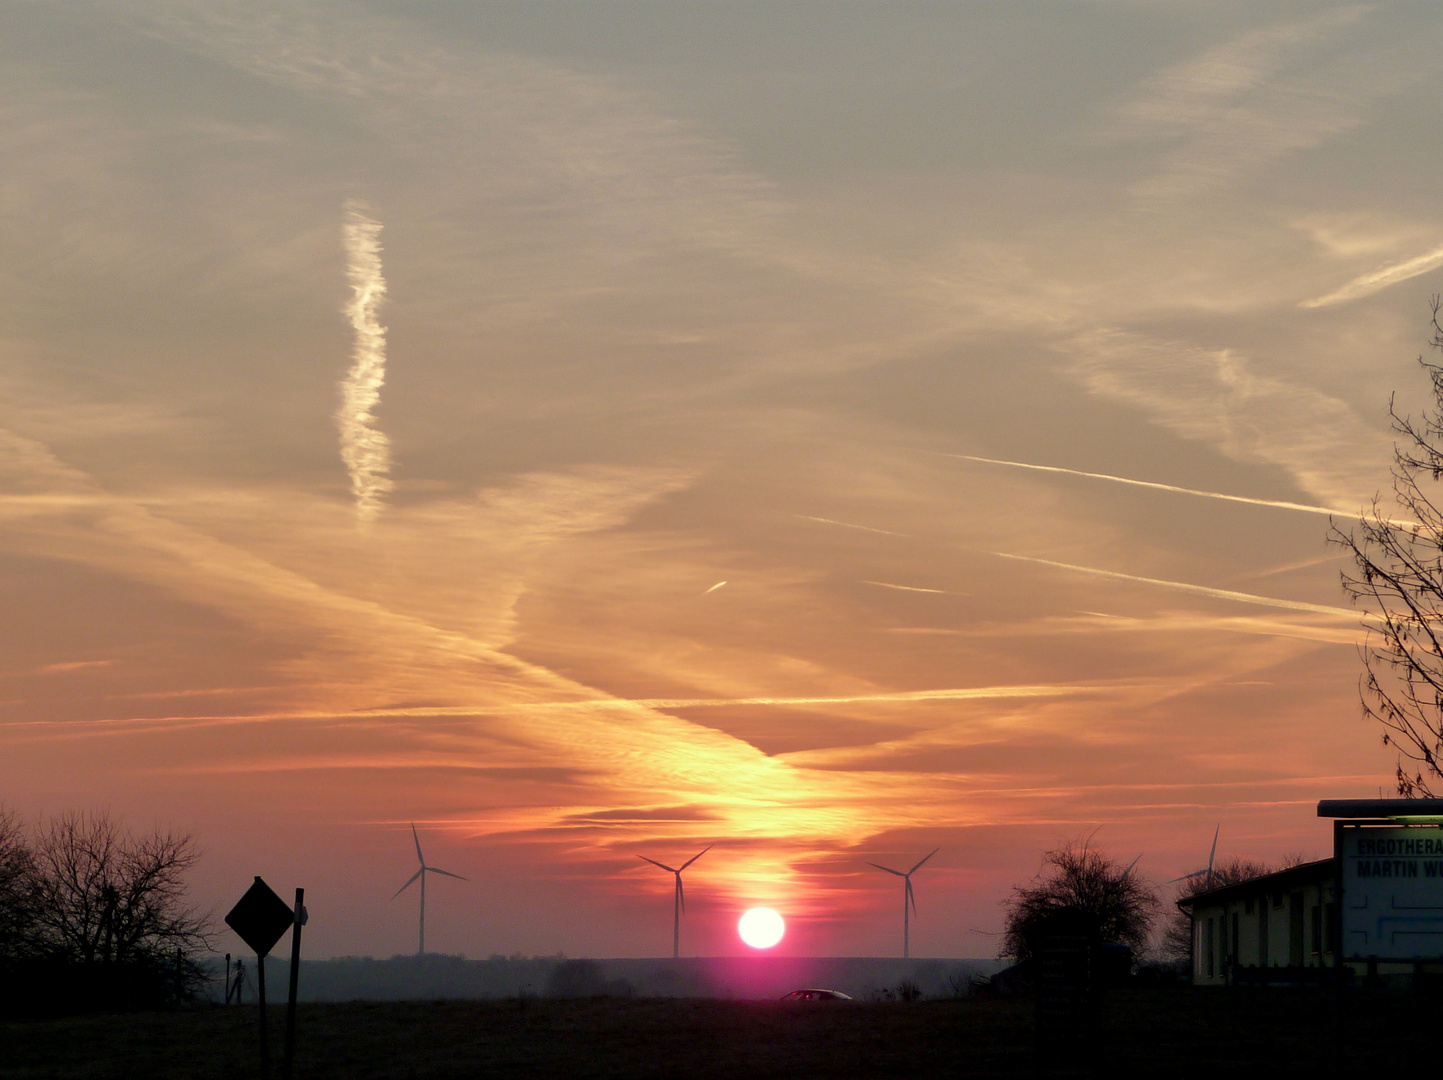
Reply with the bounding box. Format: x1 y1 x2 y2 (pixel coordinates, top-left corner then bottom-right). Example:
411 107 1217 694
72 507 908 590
1175 857 1334 911
1318 798 1443 819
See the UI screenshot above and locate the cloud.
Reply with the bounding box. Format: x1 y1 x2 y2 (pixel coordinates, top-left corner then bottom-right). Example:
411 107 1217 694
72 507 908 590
1302 243 1443 308
1103 7 1413 202
1065 329 1391 509
338 202 393 522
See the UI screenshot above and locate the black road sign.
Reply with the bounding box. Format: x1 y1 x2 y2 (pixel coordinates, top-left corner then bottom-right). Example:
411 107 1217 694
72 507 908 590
226 877 295 957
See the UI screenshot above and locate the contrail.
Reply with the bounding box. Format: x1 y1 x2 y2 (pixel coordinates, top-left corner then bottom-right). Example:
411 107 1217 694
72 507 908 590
863 580 949 594
990 551 1357 617
797 515 911 537
1302 243 1443 309
705 581 728 594
946 453 1350 517
338 202 394 522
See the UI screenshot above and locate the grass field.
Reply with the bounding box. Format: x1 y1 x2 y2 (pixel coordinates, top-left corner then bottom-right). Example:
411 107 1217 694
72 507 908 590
0 987 1426 1078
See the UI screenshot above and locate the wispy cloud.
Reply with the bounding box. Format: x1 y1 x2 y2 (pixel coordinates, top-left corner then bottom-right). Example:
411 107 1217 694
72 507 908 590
1104 7 1409 202
1302 243 1443 308
338 202 393 522
1066 330 1390 510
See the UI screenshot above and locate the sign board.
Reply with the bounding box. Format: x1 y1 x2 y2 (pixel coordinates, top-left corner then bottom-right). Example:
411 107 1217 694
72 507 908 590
1341 825 1443 960
225 876 295 958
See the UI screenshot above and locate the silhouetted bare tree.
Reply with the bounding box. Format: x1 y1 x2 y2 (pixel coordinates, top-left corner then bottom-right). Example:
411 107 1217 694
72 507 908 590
26 811 211 993
1002 839 1158 962
1160 855 1289 962
1333 300 1443 797
0 807 37 961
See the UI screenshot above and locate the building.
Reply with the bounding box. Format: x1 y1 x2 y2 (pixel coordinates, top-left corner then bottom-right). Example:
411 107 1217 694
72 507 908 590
1178 859 1337 986
1181 799 1443 986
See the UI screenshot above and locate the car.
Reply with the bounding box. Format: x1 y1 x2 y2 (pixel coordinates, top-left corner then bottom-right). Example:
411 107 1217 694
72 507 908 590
779 988 853 1002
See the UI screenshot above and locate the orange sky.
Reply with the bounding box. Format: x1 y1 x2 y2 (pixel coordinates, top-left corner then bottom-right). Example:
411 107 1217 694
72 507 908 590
1 1 1440 959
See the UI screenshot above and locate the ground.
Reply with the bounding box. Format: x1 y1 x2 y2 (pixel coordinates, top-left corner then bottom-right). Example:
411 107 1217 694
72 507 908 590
0 988 1424 1078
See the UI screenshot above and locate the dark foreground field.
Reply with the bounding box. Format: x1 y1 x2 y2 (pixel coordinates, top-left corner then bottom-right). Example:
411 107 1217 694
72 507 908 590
0 987 1426 1079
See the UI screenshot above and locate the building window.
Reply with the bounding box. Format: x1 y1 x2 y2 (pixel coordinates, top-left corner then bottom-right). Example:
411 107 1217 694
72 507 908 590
1205 918 1215 978
1231 912 1240 971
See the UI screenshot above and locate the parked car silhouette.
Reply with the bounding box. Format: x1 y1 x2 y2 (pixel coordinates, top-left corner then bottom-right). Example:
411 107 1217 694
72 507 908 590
779 988 853 1001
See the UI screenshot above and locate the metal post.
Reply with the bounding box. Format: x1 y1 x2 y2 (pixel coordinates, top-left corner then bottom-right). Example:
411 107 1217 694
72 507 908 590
1333 819 1345 1072
225 954 232 1005
283 888 304 1080
257 952 269 1080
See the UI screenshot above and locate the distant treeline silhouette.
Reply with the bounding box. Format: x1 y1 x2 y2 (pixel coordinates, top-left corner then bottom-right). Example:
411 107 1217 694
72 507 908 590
0 807 211 1016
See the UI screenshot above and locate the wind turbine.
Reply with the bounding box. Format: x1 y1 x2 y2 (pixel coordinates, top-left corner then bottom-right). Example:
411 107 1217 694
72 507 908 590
639 847 711 959
1169 825 1221 891
869 849 938 959
391 823 468 955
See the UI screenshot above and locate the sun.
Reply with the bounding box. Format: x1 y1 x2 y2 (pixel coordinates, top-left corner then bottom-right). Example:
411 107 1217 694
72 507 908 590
737 907 785 949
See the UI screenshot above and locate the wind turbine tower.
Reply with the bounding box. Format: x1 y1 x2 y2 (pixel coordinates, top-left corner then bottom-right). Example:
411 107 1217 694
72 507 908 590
869 849 938 959
392 823 468 955
639 847 711 959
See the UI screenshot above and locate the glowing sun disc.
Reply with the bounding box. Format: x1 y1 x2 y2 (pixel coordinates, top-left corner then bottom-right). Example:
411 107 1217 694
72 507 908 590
738 907 785 949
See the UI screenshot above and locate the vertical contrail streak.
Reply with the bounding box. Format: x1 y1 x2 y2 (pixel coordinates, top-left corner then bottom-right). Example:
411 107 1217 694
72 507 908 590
338 202 393 522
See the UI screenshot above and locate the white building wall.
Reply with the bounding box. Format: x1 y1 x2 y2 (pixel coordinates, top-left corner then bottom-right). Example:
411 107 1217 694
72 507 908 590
1190 878 1335 986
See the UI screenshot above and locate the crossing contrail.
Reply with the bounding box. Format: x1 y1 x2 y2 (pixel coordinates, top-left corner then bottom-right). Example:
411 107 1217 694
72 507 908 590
338 202 394 522
946 453 1351 517
990 551 1357 617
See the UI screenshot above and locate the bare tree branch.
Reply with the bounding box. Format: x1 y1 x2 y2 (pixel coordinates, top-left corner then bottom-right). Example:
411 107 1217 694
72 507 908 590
1332 297 1443 797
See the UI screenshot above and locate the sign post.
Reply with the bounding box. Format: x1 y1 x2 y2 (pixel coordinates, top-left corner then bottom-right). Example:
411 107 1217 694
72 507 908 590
225 877 301 1080
282 889 306 1080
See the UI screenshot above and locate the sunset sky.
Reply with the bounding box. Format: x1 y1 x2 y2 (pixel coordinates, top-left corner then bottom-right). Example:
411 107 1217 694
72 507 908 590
3 0 1442 960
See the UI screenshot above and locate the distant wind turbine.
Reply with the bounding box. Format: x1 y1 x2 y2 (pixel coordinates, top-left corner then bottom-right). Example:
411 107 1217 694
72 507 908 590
1168 825 1220 891
391 823 468 955
869 849 938 959
639 847 711 959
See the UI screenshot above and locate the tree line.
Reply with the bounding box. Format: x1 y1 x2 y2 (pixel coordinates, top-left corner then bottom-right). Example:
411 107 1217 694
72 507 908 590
0 807 211 1015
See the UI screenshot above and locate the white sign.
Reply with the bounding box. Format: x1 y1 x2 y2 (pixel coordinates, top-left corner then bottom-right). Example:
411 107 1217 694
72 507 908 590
1342 826 1443 960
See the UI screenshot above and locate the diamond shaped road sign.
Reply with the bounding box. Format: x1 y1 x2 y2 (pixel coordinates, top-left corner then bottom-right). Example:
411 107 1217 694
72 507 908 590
225 876 295 957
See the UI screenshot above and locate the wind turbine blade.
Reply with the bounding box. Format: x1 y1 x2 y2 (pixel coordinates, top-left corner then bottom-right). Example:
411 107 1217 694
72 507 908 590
1207 826 1219 873
1124 854 1142 875
906 877 917 916
1166 868 1209 884
868 862 905 877
908 848 939 875
639 855 679 873
679 845 712 871
412 823 425 867
427 867 468 881
677 874 685 916
391 868 423 900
